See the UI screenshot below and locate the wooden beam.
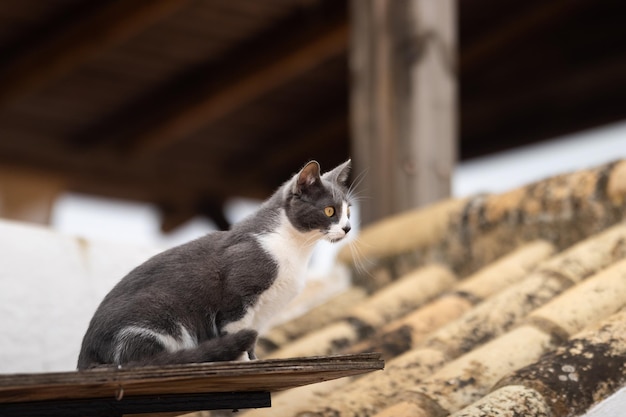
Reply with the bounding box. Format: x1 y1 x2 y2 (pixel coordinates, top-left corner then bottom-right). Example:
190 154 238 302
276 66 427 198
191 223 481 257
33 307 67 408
0 0 189 106
0 168 65 225
159 202 197 234
258 117 349 174
129 21 349 155
0 146 272 208
158 199 231 233
461 0 587 75
350 0 457 225
199 200 231 231
462 54 626 158
230 92 350 180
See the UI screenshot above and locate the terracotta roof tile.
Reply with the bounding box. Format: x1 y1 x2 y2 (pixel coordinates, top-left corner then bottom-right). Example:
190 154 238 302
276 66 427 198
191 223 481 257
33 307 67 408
375 259 626 417
347 240 555 359
423 222 626 358
342 160 626 284
457 308 626 417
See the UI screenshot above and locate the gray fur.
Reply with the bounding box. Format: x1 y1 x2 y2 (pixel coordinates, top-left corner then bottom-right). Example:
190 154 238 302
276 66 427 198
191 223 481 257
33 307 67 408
77 160 352 369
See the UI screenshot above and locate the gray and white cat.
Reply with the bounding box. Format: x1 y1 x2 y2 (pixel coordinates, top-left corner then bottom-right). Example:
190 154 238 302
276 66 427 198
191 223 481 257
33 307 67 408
77 160 352 369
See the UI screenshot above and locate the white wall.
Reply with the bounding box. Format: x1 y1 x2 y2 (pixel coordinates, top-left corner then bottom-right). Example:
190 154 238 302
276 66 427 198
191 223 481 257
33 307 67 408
453 120 626 197
0 220 160 373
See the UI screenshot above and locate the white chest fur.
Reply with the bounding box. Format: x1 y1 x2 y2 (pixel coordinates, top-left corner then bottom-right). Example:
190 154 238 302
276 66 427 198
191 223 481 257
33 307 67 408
223 211 319 336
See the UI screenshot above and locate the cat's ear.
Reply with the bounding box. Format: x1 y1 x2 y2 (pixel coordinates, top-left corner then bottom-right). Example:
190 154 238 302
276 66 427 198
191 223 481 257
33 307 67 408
322 159 351 187
293 160 321 194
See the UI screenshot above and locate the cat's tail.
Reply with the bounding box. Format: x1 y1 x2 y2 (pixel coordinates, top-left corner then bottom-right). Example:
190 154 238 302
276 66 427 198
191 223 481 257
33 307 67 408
128 329 258 367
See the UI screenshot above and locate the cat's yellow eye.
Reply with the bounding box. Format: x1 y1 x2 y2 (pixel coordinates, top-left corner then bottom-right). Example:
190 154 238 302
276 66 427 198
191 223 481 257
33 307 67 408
347 206 351 218
324 206 335 217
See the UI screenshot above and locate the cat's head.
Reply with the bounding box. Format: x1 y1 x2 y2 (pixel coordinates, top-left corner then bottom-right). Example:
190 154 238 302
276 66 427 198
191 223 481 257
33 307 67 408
285 160 352 243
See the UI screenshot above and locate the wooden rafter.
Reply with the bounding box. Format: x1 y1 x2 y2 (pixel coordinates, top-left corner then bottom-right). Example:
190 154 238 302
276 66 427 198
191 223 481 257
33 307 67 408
128 21 349 155
255 116 349 180
462 52 626 157
0 0 189 106
0 145 271 206
460 0 584 74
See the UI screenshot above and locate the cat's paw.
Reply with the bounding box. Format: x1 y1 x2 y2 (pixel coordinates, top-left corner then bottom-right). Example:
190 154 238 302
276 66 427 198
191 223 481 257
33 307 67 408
228 329 257 361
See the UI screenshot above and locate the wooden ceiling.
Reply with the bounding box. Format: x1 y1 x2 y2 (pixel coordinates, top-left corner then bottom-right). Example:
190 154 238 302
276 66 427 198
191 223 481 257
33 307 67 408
0 0 624 230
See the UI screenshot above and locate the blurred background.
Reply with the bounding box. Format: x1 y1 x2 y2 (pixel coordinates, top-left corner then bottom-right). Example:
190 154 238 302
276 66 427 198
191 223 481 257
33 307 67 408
2 0 626 375
0 0 625 248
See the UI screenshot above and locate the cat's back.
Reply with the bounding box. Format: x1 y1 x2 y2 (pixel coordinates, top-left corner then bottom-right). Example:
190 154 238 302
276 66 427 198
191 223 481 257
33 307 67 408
109 230 228 292
100 227 270 304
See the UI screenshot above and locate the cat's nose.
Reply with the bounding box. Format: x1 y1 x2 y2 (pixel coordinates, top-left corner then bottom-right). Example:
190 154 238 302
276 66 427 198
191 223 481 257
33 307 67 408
342 224 351 234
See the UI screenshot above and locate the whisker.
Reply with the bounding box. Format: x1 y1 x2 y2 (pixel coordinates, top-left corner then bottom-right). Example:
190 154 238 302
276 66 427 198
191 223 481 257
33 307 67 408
344 167 368 207
347 194 373 203
350 232 375 251
348 238 375 278
349 168 368 195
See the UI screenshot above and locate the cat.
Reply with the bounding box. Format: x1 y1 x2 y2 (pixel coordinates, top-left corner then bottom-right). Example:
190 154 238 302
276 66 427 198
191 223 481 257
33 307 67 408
77 160 352 369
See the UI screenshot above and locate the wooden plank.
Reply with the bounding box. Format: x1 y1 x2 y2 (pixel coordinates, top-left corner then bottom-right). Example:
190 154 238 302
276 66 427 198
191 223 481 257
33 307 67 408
0 392 270 417
0 0 190 106
0 353 384 404
349 0 456 225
